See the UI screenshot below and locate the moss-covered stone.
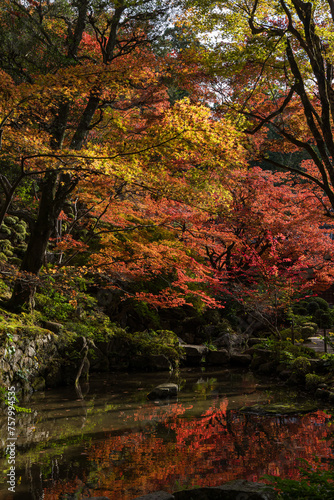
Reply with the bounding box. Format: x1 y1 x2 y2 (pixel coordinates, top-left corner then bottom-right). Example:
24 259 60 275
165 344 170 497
240 402 317 415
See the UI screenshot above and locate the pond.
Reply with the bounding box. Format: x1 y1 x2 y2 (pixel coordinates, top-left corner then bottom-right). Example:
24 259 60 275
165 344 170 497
0 368 333 500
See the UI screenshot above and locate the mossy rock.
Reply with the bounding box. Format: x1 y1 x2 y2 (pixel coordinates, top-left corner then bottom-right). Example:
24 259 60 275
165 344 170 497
240 402 317 415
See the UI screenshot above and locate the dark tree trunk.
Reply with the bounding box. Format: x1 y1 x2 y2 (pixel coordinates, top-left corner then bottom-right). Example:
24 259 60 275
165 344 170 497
9 171 78 310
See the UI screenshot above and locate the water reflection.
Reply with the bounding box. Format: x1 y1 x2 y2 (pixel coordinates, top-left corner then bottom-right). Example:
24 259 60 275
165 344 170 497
0 370 333 500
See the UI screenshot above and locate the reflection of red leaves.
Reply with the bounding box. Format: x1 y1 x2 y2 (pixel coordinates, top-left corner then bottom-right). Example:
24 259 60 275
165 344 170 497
43 406 334 500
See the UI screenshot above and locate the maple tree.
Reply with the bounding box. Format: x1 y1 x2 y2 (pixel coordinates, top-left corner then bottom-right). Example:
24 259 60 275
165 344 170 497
192 166 334 329
69 100 246 309
181 0 334 211
2 0 334 318
49 160 333 333
1 0 238 309
117 164 333 328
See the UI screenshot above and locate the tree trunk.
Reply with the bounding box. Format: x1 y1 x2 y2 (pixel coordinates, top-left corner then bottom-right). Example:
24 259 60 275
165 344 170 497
8 171 78 311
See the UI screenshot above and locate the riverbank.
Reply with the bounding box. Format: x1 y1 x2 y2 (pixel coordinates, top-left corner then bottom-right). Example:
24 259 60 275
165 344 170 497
1 298 334 408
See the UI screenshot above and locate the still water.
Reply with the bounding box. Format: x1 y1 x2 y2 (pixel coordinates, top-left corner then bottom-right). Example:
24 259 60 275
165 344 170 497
0 369 333 500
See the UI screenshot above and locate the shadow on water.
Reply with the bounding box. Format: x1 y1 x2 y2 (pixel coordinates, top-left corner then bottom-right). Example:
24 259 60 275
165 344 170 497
0 368 333 500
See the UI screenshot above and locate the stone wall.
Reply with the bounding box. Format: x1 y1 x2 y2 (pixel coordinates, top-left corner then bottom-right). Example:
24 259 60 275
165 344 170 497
0 328 61 393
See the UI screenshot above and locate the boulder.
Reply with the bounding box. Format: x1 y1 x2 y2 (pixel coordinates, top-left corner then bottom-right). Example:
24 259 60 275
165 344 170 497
315 387 330 399
230 353 252 365
250 349 272 370
258 361 276 374
182 344 208 366
147 383 178 400
173 480 276 499
214 333 243 351
247 338 268 346
130 354 172 372
42 320 63 334
132 492 175 500
205 349 230 366
82 497 111 500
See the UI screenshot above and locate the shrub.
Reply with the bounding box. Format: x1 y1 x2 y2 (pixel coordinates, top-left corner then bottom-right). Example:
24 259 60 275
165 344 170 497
315 311 332 329
292 306 308 316
264 458 334 499
280 327 301 341
307 300 320 314
305 373 325 391
291 356 311 375
300 325 316 340
35 292 75 321
312 297 330 311
302 322 318 334
114 328 184 367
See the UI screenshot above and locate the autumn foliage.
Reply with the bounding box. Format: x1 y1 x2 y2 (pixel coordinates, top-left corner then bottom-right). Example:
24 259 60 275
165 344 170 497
0 0 334 317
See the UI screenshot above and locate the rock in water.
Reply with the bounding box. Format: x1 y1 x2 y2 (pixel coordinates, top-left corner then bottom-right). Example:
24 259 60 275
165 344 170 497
82 496 112 500
132 492 175 499
147 383 178 400
173 480 276 499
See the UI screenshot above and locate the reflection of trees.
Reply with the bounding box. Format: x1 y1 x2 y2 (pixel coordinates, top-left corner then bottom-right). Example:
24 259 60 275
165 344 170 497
42 403 334 500
25 458 45 500
75 381 90 429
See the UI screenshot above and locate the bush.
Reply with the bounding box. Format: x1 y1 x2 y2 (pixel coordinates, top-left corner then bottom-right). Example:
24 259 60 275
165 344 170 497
35 292 75 321
256 338 316 362
307 301 320 314
302 322 318 334
114 328 184 366
292 305 308 316
305 373 325 391
315 311 332 329
264 458 334 499
300 325 315 340
280 324 313 341
291 356 311 375
312 297 330 311
280 327 301 341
